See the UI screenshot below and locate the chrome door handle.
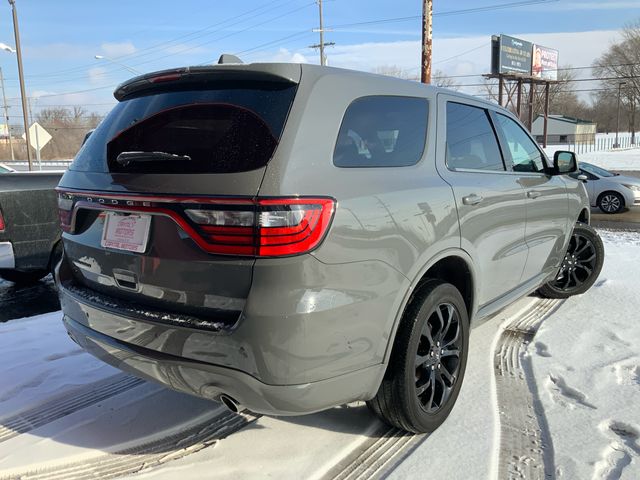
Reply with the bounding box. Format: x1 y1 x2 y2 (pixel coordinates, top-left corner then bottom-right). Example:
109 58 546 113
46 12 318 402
462 194 483 205
527 190 542 199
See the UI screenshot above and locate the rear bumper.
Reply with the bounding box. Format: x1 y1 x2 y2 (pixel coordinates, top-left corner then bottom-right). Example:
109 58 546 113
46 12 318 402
63 314 383 416
0 242 15 269
56 249 406 415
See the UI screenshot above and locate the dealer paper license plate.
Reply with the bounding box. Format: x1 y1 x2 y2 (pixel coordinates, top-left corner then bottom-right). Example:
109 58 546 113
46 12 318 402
101 212 151 253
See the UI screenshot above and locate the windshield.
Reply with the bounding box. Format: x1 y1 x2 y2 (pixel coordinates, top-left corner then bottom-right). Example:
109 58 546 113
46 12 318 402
581 162 615 178
70 85 297 174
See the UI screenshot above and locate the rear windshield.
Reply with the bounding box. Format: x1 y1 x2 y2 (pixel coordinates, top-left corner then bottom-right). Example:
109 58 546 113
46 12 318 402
71 85 297 174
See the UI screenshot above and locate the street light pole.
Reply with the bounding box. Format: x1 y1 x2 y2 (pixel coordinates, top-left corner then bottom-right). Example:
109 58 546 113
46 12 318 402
615 81 627 148
0 67 15 161
8 0 32 170
94 55 140 75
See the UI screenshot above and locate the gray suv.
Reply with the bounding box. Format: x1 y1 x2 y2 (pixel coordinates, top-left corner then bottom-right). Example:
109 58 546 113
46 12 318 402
55 62 603 434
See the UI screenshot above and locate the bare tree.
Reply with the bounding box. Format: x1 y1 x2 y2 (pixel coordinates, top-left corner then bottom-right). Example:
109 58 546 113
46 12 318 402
432 70 459 90
371 65 417 80
593 20 640 142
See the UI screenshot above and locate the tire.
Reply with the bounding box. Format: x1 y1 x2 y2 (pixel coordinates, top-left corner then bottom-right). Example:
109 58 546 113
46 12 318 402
49 241 63 276
538 223 604 299
0 269 49 284
367 280 470 434
597 191 624 214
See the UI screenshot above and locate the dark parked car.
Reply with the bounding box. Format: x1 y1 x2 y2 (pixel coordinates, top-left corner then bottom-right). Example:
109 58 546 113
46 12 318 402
0 171 63 283
55 62 603 434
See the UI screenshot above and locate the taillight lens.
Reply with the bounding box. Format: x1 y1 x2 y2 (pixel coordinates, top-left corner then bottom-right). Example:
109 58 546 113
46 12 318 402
0 209 5 232
185 198 335 257
55 190 335 258
257 198 334 256
57 192 74 232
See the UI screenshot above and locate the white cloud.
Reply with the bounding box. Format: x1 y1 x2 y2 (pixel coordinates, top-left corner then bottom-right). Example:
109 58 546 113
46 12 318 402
257 48 309 64
250 29 623 101
87 67 108 85
100 42 136 57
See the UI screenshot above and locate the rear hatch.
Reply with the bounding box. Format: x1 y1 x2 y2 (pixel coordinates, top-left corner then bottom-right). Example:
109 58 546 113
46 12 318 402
57 65 300 328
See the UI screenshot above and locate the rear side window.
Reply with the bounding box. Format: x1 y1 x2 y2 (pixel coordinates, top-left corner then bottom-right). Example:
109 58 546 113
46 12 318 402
71 85 297 174
446 102 505 171
333 96 428 168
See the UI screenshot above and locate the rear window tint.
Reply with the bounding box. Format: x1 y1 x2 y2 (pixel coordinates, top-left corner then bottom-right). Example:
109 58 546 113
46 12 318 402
446 102 505 172
333 96 428 168
71 85 297 174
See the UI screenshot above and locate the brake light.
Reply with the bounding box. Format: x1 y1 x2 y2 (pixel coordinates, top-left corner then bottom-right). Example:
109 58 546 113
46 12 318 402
0 209 5 232
54 190 335 258
57 192 74 233
185 198 335 257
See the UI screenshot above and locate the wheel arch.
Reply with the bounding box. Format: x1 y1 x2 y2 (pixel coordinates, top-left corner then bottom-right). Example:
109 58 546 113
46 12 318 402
577 207 590 225
597 190 625 207
382 249 476 366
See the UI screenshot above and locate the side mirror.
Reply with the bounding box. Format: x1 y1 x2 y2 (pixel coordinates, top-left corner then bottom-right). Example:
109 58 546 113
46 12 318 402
553 151 578 175
577 174 588 182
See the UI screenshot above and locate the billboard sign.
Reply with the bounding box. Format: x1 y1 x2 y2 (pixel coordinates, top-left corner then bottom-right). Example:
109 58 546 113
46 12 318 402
532 44 559 80
498 35 532 75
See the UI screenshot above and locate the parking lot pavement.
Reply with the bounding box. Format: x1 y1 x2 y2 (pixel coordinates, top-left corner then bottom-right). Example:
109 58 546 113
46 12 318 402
0 275 60 322
591 207 640 231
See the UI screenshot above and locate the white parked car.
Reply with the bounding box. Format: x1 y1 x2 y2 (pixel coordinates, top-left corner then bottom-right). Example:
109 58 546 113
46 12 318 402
570 162 640 213
0 163 15 173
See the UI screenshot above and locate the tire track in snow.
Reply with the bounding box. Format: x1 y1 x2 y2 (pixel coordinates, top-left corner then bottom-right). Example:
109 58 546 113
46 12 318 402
323 423 427 480
493 297 563 480
0 410 260 480
0 374 145 443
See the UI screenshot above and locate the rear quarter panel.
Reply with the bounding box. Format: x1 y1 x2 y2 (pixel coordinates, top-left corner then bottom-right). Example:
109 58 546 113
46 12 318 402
257 69 463 374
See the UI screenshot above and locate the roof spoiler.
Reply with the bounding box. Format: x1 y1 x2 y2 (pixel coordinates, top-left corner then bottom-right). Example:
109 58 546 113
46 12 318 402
113 64 301 101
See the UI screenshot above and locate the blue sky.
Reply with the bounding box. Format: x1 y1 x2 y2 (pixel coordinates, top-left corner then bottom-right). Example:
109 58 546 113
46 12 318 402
1 0 639 120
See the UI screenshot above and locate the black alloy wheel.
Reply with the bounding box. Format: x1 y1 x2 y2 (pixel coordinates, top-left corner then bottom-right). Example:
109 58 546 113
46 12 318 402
368 280 469 433
415 303 462 413
538 223 604 299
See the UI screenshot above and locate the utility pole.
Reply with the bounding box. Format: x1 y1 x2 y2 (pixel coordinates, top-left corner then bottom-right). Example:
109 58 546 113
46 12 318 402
8 0 32 170
309 0 334 66
318 0 325 66
421 0 433 84
0 67 14 161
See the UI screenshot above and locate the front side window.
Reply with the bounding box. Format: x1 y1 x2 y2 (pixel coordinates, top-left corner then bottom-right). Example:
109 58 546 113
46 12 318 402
446 102 505 171
333 96 428 168
494 114 546 173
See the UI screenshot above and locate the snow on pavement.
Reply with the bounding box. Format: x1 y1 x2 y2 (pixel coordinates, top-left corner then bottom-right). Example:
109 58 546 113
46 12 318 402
0 229 637 479
529 230 640 480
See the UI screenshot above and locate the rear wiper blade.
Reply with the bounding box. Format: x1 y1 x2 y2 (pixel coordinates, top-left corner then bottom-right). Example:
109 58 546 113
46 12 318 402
116 151 191 167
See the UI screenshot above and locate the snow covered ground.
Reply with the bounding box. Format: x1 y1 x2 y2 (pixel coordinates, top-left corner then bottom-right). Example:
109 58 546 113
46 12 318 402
0 230 637 479
544 146 640 171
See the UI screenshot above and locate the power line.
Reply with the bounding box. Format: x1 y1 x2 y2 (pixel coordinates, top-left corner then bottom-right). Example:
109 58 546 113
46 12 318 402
3 0 299 82
328 0 558 30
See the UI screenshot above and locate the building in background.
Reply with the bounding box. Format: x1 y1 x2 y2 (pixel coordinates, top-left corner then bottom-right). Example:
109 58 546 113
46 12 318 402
532 115 597 145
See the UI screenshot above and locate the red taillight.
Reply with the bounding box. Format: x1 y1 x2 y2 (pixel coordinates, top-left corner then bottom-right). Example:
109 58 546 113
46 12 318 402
257 198 334 256
0 210 5 232
55 189 335 258
185 198 335 257
57 192 74 233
